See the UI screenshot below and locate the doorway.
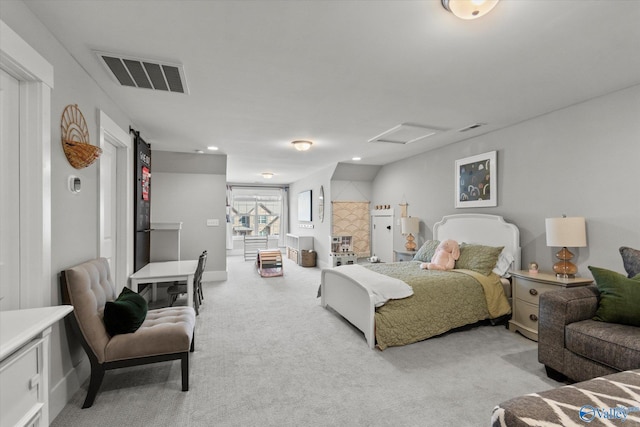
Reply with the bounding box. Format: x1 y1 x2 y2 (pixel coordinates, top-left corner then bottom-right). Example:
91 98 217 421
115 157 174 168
0 20 53 309
371 213 394 263
99 111 132 291
0 69 20 310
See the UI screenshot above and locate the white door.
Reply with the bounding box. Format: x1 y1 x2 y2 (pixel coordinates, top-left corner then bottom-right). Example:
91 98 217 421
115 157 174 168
100 140 118 280
371 215 394 263
0 69 21 310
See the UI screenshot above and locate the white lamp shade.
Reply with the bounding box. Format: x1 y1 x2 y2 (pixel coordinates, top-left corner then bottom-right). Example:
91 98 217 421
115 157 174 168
401 217 419 235
545 217 587 247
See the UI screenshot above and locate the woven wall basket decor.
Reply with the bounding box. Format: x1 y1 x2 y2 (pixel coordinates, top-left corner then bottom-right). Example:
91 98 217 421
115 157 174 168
61 104 102 169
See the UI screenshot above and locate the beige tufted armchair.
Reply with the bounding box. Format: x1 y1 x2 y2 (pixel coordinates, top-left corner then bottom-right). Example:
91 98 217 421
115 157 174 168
60 258 196 408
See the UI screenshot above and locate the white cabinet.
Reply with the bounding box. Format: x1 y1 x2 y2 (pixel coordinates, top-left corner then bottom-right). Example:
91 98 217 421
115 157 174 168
508 270 592 341
150 222 182 261
393 250 416 262
0 306 73 427
1 339 43 426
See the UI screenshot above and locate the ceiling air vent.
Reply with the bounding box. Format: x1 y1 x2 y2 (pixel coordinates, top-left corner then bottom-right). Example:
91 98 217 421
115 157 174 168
95 51 188 94
368 123 440 144
458 123 485 132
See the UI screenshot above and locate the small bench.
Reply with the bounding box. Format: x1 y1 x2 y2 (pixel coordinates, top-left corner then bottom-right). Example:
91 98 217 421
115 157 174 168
492 369 640 426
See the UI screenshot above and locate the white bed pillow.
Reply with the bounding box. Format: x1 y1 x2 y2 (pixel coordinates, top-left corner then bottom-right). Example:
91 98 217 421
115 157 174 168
493 250 515 277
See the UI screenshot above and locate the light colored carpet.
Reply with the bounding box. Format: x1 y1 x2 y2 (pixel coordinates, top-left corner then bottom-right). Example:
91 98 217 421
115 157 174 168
52 255 561 426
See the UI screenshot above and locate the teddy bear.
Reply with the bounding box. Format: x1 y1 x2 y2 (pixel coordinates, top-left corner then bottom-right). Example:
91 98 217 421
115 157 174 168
420 239 460 271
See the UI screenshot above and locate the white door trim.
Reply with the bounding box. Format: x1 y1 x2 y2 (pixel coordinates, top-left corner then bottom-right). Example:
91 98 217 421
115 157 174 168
0 19 53 309
99 110 133 291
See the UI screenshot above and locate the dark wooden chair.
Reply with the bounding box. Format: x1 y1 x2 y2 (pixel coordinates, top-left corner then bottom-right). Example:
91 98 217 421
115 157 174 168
167 250 207 314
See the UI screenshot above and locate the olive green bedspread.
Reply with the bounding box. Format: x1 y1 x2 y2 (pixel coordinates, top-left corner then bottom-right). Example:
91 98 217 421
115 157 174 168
365 261 511 350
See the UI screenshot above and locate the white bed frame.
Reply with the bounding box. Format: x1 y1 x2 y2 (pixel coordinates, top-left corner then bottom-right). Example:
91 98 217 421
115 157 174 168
320 214 521 349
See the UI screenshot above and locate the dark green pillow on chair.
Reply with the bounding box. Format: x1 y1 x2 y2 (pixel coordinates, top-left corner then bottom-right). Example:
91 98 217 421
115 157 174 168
589 266 640 327
104 287 148 336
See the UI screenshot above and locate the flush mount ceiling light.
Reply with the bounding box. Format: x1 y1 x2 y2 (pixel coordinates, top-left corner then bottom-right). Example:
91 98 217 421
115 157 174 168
441 0 500 20
207 146 219 151
262 172 274 179
292 140 313 151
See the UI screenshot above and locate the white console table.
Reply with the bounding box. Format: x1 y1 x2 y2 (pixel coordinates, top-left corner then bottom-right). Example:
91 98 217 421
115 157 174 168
0 305 73 427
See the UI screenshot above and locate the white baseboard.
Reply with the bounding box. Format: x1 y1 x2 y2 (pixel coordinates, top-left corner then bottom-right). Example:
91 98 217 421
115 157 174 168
49 357 90 421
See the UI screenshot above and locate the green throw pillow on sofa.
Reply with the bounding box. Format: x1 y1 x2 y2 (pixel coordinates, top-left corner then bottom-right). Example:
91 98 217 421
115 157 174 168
413 240 440 262
455 243 504 276
104 287 148 336
589 266 640 327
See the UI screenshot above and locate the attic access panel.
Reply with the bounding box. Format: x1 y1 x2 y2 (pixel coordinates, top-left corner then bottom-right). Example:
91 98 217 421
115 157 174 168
368 123 441 145
95 51 188 94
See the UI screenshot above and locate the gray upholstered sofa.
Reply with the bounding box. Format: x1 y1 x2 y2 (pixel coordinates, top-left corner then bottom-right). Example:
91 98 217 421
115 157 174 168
538 285 640 383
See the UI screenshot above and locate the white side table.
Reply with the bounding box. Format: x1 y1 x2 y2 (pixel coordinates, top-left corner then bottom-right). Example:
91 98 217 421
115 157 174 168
393 250 416 262
508 270 592 341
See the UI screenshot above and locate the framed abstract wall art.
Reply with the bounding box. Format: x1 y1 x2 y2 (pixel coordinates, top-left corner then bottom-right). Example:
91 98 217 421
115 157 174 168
455 151 497 208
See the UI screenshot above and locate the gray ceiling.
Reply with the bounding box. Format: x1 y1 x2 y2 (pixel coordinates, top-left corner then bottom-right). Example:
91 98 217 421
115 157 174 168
23 0 640 184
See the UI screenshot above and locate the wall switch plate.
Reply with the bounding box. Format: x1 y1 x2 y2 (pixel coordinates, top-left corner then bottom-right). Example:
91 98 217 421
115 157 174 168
206 219 219 226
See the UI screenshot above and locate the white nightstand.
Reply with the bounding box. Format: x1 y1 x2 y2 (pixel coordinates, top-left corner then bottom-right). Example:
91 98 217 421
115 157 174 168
393 250 416 262
508 270 592 341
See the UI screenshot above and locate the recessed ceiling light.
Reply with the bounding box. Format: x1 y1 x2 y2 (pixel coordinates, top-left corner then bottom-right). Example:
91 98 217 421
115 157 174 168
352 157 362 161
292 140 313 151
207 146 219 151
195 150 204 154
262 172 274 179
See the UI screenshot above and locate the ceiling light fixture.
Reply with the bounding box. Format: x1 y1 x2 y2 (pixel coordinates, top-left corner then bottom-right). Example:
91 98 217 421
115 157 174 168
441 0 499 20
352 157 361 161
292 140 313 151
262 172 274 179
207 146 219 151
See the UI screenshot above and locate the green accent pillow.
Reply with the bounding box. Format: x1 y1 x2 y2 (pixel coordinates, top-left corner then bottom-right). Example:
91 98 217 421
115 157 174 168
455 243 504 276
104 287 148 336
589 266 640 327
413 240 440 262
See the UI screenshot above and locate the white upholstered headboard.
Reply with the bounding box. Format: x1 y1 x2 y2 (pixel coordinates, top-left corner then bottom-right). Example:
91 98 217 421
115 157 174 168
433 214 521 271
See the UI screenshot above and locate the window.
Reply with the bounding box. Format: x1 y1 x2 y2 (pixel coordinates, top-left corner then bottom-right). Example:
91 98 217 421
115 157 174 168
230 187 284 237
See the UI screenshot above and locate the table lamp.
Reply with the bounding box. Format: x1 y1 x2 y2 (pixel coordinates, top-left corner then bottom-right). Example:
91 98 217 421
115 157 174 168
545 216 587 278
401 216 420 251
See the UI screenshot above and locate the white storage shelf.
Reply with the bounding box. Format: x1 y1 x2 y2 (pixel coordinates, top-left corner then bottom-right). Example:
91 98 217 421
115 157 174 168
286 234 314 265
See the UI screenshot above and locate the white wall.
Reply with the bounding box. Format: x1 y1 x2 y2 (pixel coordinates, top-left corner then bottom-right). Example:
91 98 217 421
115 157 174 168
373 85 640 275
0 3 231 419
289 165 335 268
151 151 227 278
0 1 138 419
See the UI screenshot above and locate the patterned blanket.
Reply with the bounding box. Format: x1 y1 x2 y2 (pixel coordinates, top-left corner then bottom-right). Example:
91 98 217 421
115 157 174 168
364 261 511 350
492 370 640 426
